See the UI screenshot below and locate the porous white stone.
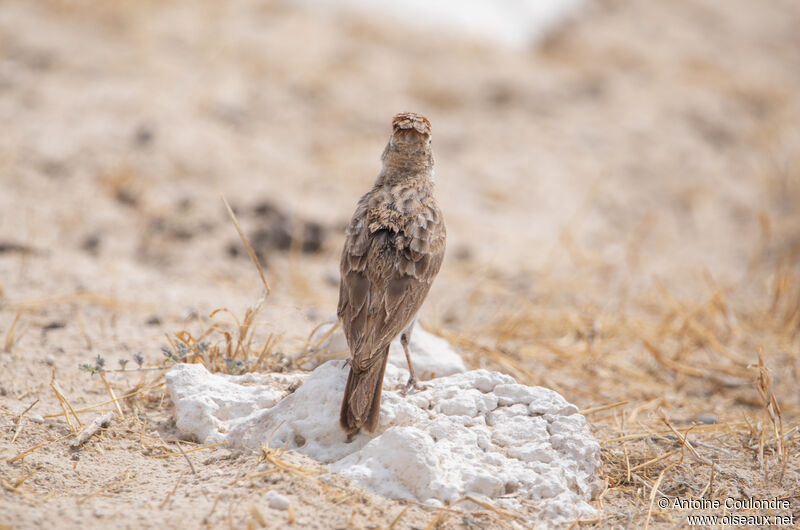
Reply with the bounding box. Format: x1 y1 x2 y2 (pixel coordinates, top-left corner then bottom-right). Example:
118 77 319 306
167 354 602 528
165 363 306 443
306 317 466 380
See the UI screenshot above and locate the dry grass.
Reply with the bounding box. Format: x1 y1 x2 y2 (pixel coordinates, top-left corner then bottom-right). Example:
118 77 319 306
166 300 285 375
425 243 800 526
162 198 289 375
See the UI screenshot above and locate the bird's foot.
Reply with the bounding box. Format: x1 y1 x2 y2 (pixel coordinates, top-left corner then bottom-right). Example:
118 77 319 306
399 376 426 396
345 430 359 443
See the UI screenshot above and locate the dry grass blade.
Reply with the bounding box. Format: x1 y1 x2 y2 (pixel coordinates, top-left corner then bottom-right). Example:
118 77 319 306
77 468 134 505
755 350 785 482
249 504 267 528
76 309 93 350
644 463 675 530
295 321 340 367
99 371 125 419
158 474 183 509
176 442 197 474
460 495 523 521
3 308 25 352
43 381 166 418
12 470 35 490
151 441 227 458
263 448 318 477
230 468 280 486
601 421 746 444
661 418 715 470
10 398 38 444
8 433 75 463
629 449 680 473
579 401 629 416
251 332 281 372
173 301 282 374
50 369 82 433
388 506 410 530
641 339 705 377
424 509 447 530
309 320 340 351
656 282 745 364
222 195 270 295
698 459 715 498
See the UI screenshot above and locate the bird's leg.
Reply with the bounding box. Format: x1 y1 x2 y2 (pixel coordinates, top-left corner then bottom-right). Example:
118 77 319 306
400 330 426 394
345 430 360 442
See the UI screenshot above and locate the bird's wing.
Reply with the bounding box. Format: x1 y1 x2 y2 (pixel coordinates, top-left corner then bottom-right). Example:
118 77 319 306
338 196 445 372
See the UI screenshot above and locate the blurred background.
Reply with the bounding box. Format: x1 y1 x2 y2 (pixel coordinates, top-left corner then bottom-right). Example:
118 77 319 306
1 0 799 524
2 0 799 393
2 0 798 335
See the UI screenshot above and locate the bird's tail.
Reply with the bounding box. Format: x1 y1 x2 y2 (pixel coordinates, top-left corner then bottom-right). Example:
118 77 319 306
340 345 390 434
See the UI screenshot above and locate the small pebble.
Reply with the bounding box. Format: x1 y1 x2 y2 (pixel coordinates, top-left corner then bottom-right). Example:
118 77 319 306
30 414 45 424
696 413 718 424
265 491 290 510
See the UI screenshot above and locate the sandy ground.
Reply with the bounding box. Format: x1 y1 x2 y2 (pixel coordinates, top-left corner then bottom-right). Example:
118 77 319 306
1 0 799 528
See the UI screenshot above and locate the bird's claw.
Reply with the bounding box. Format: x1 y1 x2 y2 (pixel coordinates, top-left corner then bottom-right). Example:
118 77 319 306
399 376 426 396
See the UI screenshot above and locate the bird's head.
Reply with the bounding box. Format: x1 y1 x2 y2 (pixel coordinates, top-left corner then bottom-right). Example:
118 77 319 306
381 112 434 179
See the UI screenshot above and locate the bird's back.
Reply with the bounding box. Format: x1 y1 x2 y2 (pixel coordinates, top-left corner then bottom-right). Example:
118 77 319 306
338 181 445 369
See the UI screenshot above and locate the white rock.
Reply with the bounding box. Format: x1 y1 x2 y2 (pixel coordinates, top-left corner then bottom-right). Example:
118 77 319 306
30 414 45 424
527 387 580 416
165 363 306 443
168 357 601 528
265 491 290 510
306 316 466 380
305 0 586 49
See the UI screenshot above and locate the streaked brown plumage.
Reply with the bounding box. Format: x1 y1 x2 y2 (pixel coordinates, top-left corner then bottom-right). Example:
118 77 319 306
338 112 446 434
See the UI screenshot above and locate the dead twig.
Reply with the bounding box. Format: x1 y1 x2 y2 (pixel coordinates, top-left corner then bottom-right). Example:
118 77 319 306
11 398 39 443
151 440 227 458
222 195 270 295
176 442 197 475
70 412 114 448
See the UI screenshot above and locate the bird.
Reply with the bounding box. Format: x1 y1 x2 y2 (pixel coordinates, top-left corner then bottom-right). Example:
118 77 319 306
338 112 446 434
